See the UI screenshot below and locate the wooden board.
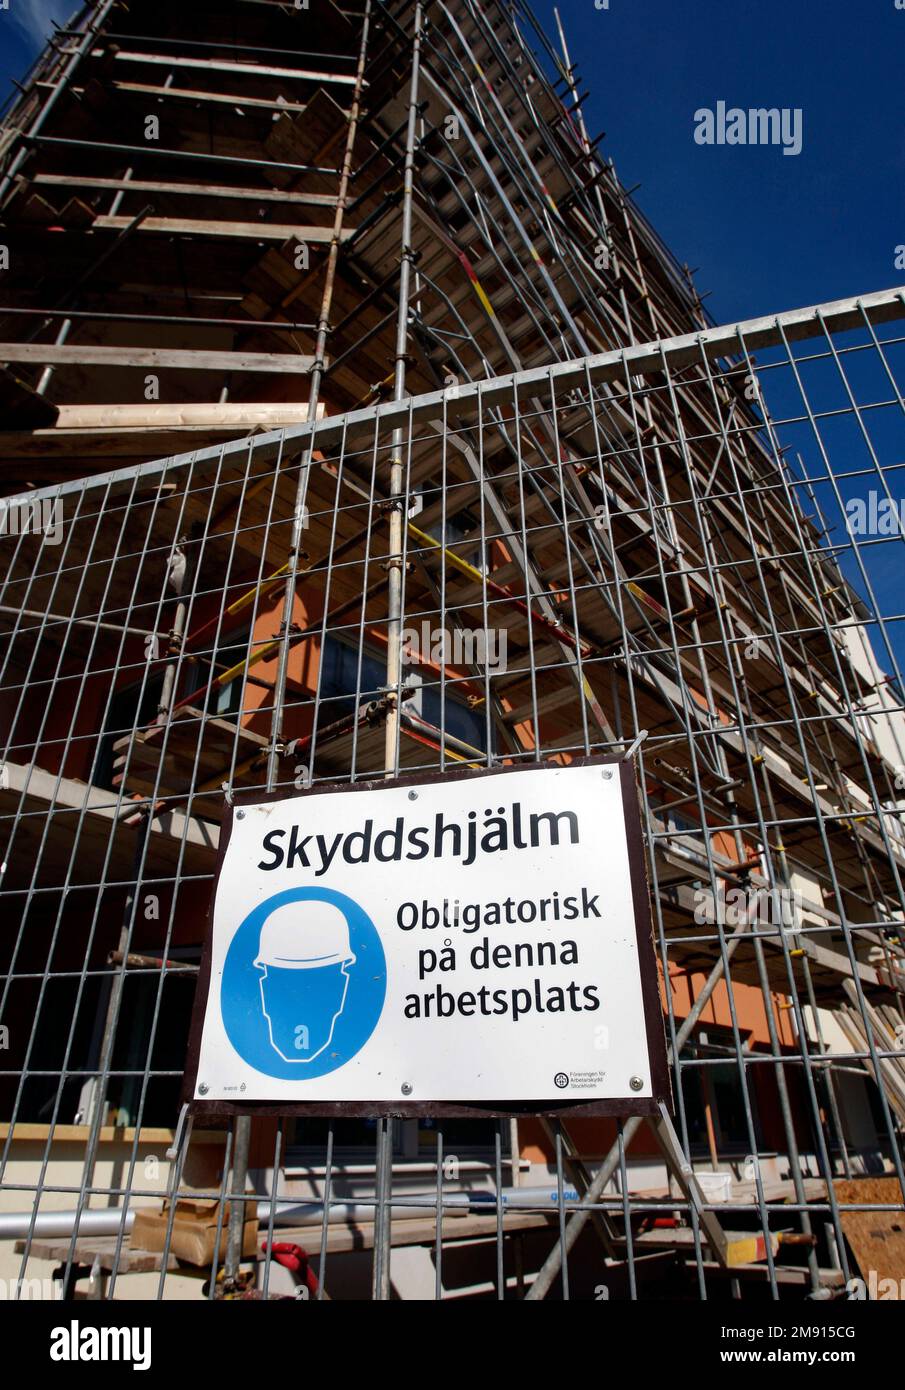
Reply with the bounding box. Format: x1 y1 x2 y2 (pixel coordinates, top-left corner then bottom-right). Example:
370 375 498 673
111 80 309 114
113 706 270 819
34 173 336 207
254 1212 548 1256
632 1226 781 1268
107 49 359 85
835 1177 905 1289
0 761 218 889
91 214 351 242
52 401 321 429
15 1236 179 1275
16 1215 548 1270
0 343 316 374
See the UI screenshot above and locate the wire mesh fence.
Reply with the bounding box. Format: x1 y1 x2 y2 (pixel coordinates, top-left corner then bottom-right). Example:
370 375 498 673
0 286 904 1299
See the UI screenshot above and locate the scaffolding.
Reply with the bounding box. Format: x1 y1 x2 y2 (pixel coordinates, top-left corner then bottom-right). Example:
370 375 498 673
0 0 903 1301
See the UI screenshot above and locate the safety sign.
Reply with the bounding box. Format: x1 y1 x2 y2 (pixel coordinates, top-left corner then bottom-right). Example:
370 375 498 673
185 757 669 1115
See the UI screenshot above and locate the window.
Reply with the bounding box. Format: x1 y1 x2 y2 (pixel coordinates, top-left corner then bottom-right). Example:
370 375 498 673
318 635 385 714
319 635 493 754
680 1033 765 1154
92 673 164 790
202 624 252 720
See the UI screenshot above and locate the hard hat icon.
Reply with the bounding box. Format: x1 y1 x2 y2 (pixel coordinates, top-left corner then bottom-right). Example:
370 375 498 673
254 901 356 971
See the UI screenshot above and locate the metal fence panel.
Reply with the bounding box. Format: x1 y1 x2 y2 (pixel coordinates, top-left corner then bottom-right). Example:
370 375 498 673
1 287 904 1300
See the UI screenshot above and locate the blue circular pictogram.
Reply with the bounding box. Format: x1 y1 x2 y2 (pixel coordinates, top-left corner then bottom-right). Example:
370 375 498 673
221 887 386 1080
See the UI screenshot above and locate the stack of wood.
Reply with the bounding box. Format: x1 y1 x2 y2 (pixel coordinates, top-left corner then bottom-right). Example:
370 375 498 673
834 980 905 1124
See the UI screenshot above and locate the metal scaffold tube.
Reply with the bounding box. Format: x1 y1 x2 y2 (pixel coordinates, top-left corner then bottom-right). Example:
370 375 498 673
224 2 377 1289
370 0 424 1303
382 2 423 781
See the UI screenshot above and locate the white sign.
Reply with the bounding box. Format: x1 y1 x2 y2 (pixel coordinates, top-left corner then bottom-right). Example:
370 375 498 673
188 761 666 1109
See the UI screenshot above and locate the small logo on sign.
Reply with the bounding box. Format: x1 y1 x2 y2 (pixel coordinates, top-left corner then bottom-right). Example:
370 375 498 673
554 1072 569 1089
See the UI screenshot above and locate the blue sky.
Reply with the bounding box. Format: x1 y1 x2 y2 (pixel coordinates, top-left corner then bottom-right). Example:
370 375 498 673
538 0 905 324
0 1 76 83
535 0 905 682
2 0 903 680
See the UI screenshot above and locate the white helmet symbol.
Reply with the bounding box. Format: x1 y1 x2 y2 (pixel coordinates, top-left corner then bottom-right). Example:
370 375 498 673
254 901 356 970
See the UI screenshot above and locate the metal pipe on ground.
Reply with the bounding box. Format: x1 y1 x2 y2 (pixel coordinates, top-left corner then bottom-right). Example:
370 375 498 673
0 1196 482 1242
